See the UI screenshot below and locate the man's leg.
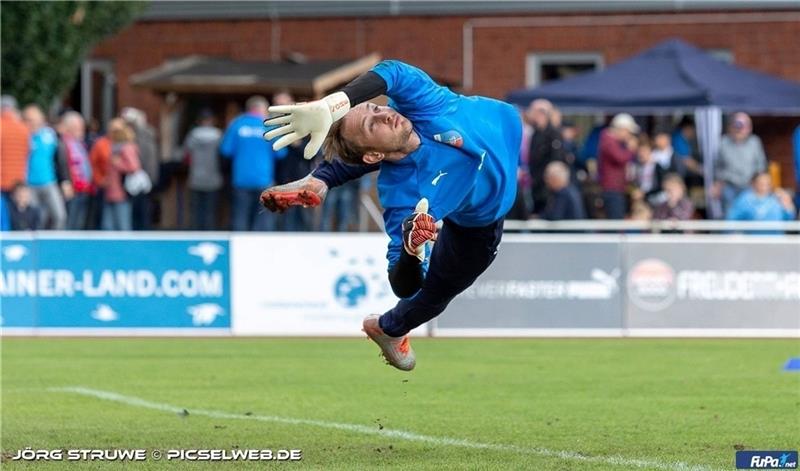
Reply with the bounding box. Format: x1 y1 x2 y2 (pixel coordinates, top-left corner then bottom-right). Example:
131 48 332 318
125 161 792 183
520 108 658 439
250 189 274 231
379 218 504 337
720 182 741 217
0 192 12 231
603 191 626 219
38 183 67 230
205 191 219 230
190 190 202 230
231 188 250 231
101 202 114 230
118 201 133 231
321 187 341 232
28 186 47 229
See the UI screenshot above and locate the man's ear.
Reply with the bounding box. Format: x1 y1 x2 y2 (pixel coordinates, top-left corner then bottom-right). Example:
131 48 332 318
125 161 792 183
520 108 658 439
362 151 384 165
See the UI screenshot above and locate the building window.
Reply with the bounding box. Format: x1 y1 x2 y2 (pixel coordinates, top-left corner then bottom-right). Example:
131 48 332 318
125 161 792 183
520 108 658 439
706 49 734 64
526 53 604 87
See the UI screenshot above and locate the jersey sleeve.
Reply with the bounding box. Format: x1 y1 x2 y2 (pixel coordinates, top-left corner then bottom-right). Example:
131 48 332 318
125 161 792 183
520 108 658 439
383 205 410 269
311 160 379 189
371 60 453 118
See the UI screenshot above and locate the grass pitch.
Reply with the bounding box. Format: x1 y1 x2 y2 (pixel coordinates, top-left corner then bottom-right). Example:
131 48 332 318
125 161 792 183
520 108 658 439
1 338 798 470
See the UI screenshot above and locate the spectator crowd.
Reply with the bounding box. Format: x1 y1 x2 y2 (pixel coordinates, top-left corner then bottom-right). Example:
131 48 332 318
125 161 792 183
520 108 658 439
511 99 797 226
1 92 797 232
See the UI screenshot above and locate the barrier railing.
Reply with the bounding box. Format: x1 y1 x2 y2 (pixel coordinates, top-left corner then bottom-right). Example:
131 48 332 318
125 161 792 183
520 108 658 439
503 219 800 233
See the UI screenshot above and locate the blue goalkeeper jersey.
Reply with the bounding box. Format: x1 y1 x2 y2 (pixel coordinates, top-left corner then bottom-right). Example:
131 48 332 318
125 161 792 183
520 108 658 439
372 60 521 267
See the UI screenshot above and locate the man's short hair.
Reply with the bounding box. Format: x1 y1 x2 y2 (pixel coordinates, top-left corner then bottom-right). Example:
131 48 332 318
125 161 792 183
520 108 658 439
322 119 368 166
544 160 570 182
246 95 268 111
750 171 770 184
61 111 84 126
1 95 18 111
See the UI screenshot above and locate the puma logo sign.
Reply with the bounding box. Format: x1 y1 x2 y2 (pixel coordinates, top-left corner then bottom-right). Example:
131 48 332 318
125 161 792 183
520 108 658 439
432 171 448 186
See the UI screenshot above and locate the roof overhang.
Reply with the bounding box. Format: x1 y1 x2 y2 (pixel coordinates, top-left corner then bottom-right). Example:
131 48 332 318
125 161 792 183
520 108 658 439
130 53 381 98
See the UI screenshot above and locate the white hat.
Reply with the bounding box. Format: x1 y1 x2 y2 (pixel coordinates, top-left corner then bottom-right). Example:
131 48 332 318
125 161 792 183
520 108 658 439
611 113 640 133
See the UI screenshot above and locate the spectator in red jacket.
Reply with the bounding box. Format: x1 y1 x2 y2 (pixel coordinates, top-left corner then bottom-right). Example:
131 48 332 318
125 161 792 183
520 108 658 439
100 118 141 230
598 113 639 219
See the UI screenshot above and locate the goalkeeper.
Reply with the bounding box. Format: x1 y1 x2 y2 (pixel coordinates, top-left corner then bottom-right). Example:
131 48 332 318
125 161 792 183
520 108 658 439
262 60 521 371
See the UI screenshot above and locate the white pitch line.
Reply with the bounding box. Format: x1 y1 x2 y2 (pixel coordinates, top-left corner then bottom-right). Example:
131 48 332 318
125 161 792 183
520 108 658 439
50 386 722 471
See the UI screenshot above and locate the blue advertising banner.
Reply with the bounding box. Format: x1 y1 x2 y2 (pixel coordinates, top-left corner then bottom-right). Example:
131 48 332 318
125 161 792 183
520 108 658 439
1 235 230 330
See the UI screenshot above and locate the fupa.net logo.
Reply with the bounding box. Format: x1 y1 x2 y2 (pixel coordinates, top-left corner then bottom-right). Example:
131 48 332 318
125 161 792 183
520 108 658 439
736 451 798 469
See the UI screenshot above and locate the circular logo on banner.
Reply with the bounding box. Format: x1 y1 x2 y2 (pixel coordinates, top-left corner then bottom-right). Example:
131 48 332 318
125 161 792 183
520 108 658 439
333 274 368 308
627 258 676 311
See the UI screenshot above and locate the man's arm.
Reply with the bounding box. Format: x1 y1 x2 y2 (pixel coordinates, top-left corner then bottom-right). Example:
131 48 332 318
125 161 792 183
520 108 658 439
599 132 634 165
265 60 450 158
264 71 389 159
219 119 237 158
311 160 379 189
752 136 767 173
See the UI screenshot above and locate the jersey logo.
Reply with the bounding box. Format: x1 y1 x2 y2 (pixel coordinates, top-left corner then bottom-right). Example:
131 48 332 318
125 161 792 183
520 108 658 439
431 171 448 186
479 151 486 170
433 130 463 148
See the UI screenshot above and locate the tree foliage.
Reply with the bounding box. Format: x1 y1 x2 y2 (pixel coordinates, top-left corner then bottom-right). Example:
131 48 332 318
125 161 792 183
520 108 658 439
1 1 146 108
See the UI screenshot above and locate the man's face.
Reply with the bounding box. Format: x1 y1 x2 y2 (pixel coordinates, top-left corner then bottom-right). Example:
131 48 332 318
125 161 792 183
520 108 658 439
637 146 652 163
68 120 86 140
753 174 771 196
272 93 294 107
22 107 43 132
730 114 752 141
529 106 549 129
614 127 632 141
654 133 670 150
341 103 414 160
12 186 31 208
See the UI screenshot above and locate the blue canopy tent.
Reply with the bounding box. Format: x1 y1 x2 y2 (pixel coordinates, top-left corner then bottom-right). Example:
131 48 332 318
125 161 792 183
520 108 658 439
506 38 800 218
506 38 800 114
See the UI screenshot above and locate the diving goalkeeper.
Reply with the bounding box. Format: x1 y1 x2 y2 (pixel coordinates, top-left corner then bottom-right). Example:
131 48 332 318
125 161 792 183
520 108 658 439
262 60 521 371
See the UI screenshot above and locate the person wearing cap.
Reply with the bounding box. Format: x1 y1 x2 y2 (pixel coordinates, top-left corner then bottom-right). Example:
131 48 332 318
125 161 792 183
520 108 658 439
598 113 639 219
713 112 767 216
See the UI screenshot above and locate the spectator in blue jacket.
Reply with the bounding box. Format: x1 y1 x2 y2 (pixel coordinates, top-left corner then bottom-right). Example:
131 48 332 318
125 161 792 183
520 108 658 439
727 172 795 234
22 104 67 229
220 96 287 231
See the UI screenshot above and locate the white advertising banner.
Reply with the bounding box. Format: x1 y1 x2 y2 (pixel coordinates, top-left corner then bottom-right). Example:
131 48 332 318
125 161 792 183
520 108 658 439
231 234 401 335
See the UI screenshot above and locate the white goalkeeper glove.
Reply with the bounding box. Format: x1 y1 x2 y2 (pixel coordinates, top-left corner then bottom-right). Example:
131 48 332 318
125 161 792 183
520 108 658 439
263 91 351 159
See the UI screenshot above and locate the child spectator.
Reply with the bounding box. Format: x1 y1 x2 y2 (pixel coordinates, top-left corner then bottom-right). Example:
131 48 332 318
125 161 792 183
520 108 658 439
653 173 695 221
9 182 41 230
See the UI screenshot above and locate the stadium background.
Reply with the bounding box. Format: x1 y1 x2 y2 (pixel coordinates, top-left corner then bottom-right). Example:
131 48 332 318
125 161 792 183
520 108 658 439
2 1 799 470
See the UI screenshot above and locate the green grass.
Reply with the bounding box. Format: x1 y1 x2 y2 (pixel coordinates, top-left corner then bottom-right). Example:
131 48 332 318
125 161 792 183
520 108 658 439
1 338 798 470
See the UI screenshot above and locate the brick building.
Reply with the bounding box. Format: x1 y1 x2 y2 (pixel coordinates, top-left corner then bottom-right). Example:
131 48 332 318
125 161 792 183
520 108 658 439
81 1 800 224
